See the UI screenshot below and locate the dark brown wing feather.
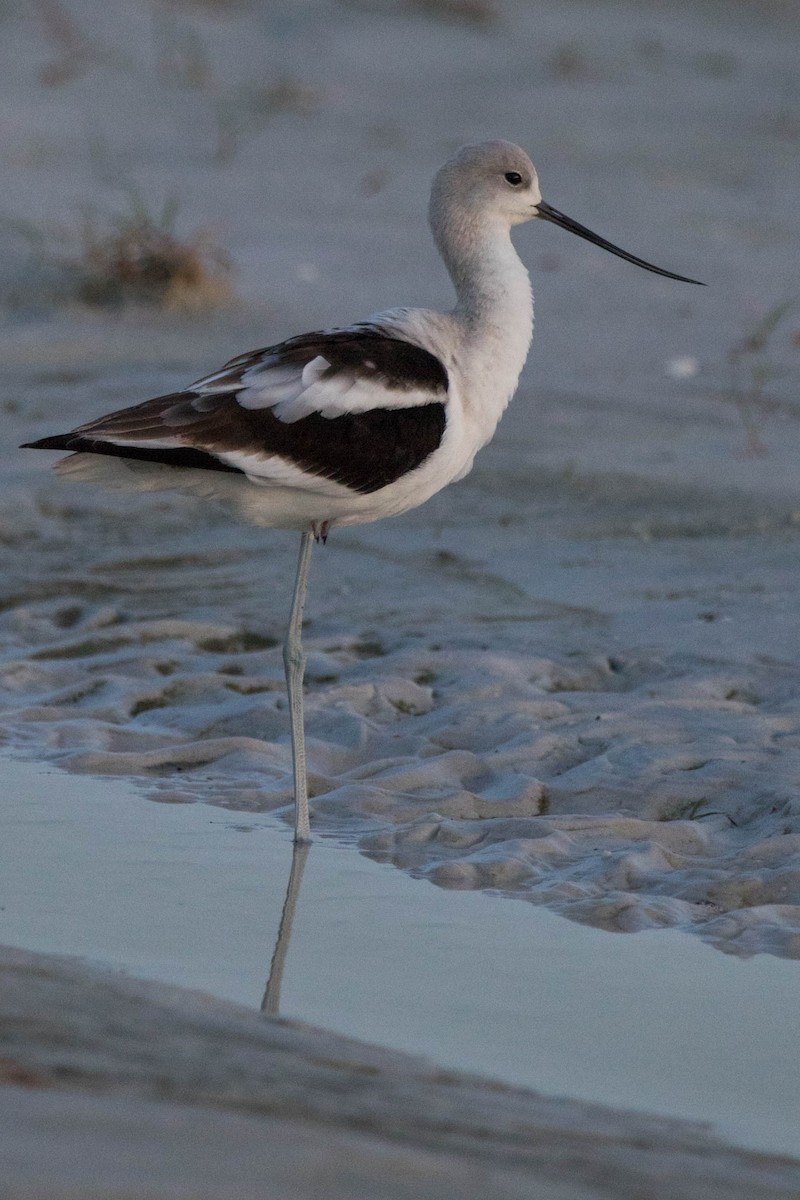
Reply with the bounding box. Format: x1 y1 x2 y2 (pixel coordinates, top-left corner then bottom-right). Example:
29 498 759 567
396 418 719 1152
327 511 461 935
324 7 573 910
209 328 449 394
22 328 450 495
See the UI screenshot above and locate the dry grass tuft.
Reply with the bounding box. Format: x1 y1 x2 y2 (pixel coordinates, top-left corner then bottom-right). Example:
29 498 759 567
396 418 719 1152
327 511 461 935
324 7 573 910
339 0 498 28
213 78 321 163
546 42 593 80
154 13 214 91
161 0 251 12
66 194 233 310
725 300 795 456
407 0 497 26
34 0 123 86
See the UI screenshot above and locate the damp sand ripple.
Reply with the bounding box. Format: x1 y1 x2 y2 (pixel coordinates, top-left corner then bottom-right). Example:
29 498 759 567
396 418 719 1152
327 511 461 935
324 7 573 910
3 0 800 959
2 519 800 960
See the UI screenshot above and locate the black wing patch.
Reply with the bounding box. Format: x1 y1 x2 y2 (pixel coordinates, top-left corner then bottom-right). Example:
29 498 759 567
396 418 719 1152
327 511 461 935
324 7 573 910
21 434 242 475
22 327 450 495
23 400 448 494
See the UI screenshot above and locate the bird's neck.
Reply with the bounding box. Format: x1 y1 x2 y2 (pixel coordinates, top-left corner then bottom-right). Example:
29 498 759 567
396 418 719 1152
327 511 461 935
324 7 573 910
435 212 532 348
433 212 534 406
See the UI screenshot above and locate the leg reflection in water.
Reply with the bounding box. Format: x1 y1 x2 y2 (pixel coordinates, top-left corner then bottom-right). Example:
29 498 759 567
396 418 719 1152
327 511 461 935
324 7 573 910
261 840 311 1015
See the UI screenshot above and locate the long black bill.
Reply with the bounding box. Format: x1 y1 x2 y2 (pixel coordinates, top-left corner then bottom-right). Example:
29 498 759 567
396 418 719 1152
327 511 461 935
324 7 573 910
536 200 704 285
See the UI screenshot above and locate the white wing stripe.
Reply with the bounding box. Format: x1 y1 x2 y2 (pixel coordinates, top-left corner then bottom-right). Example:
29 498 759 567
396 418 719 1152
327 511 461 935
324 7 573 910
187 328 449 425
301 355 331 387
216 450 357 497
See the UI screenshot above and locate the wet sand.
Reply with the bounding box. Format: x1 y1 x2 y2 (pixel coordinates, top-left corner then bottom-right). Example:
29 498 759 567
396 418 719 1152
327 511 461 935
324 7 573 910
3 758 799 1157
3 941 800 1199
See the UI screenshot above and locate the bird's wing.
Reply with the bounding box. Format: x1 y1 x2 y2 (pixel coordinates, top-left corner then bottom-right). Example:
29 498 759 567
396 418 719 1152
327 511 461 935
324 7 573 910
192 326 449 420
23 327 450 496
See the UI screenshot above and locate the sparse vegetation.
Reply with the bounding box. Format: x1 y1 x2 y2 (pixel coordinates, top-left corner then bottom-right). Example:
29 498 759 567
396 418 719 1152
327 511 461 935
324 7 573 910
546 41 592 80
726 300 795 456
162 0 250 12
339 0 498 27
407 0 497 26
34 0 101 86
153 9 214 90
4 191 233 309
69 193 233 309
213 78 321 164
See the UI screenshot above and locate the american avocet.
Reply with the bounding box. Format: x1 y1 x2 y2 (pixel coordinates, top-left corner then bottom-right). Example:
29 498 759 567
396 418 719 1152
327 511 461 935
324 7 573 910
22 141 702 842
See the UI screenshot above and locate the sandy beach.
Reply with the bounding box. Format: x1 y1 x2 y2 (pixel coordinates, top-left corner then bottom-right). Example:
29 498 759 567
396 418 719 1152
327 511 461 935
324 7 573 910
2 0 800 1191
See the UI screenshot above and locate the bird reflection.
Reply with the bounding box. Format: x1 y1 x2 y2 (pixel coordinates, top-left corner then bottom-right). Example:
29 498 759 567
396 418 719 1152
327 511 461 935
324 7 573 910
261 839 310 1015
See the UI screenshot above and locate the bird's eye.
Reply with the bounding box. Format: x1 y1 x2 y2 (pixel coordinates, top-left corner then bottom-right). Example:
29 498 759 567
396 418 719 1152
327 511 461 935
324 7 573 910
504 171 523 186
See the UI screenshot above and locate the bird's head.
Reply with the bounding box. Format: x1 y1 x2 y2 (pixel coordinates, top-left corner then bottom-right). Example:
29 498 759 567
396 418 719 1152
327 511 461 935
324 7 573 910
431 139 703 285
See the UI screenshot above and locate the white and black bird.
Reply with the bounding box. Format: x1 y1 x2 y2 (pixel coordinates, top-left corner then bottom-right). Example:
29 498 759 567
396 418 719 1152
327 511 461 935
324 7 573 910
22 140 702 842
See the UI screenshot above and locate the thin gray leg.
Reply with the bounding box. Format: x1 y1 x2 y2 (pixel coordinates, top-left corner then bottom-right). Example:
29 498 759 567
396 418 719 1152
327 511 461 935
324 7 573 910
283 531 314 842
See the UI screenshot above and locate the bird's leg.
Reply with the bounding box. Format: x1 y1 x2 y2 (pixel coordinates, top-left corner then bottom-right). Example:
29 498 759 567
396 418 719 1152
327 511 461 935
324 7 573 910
283 531 314 843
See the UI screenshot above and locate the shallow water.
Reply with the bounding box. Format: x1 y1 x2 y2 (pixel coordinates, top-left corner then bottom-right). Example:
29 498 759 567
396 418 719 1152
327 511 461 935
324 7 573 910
2 756 798 1158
